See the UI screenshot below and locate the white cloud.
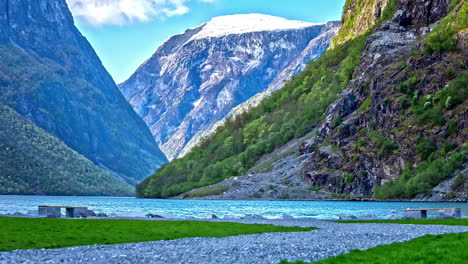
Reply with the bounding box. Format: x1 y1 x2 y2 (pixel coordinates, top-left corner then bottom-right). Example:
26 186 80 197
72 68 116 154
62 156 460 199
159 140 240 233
66 0 217 26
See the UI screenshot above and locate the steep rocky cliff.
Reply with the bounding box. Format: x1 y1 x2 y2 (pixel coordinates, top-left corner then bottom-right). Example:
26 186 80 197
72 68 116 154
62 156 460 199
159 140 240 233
301 0 467 200
0 0 167 185
119 14 339 160
332 0 392 47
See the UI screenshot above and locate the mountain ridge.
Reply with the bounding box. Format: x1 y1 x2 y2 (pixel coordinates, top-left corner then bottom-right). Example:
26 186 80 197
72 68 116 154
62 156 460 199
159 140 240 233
120 15 339 160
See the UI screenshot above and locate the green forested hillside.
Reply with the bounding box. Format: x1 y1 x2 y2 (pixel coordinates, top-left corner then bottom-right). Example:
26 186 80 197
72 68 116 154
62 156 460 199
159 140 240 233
136 1 398 198
0 105 134 196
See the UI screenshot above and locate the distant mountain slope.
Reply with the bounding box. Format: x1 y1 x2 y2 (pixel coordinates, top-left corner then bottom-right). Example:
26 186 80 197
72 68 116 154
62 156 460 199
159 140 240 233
0 0 167 185
179 26 339 158
119 14 339 160
0 105 134 196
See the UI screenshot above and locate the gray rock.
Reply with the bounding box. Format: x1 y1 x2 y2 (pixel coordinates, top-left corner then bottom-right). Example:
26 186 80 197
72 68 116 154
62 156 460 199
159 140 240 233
241 214 265 220
207 214 218 219
281 215 295 220
147 212 175 218
338 214 358 220
97 213 108 217
222 215 239 220
111 212 147 218
384 214 401 220
12 212 25 216
356 214 379 220
86 210 97 217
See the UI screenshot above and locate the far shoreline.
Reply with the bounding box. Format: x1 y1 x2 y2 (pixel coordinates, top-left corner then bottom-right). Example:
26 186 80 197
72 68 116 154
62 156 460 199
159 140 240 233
1 194 467 203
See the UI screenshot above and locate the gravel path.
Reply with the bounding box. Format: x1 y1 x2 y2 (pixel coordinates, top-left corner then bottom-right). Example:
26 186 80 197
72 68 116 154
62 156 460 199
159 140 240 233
1 219 467 264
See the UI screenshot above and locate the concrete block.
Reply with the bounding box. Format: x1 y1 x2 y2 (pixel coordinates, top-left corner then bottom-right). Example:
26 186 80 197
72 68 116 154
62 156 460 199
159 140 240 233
46 208 61 218
38 207 47 216
438 209 462 219
74 208 88 218
404 210 426 219
66 208 88 218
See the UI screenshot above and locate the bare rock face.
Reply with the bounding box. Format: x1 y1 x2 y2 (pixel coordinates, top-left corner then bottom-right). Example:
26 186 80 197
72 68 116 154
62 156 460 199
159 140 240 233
302 0 462 197
119 14 339 160
0 0 167 184
333 0 392 47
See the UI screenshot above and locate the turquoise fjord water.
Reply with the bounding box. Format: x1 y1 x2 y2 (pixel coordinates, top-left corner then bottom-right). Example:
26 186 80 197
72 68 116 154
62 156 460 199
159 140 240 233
0 195 466 219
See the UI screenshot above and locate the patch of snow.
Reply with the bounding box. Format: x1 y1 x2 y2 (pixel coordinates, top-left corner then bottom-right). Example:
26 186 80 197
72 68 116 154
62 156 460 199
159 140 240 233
192 98 203 109
269 39 295 50
243 60 261 73
190 14 321 41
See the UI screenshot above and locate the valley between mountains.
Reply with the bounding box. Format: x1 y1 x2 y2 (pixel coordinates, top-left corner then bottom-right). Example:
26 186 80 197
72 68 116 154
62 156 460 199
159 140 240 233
0 0 466 201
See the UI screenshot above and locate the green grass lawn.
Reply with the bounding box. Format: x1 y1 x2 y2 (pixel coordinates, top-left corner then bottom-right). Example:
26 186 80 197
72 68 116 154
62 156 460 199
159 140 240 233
282 219 468 264
0 217 315 251
334 218 468 226
281 232 468 264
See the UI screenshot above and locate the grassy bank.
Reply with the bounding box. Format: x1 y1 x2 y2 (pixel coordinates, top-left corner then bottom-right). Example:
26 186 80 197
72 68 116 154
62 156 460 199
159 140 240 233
281 232 468 264
282 219 468 264
0 217 315 251
334 219 468 226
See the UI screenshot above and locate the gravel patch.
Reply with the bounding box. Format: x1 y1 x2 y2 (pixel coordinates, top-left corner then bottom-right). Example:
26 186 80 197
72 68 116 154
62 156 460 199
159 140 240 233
1 219 467 264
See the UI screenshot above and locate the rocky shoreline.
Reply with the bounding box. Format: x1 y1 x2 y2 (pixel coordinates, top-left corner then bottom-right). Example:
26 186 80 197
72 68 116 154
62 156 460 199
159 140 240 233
2 208 466 222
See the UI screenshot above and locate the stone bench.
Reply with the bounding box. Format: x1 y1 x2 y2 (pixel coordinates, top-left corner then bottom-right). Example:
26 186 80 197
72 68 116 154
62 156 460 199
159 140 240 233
404 208 462 219
38 206 88 218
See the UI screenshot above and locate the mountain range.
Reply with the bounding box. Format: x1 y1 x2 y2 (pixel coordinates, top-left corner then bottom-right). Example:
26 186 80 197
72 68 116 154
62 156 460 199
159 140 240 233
119 14 339 161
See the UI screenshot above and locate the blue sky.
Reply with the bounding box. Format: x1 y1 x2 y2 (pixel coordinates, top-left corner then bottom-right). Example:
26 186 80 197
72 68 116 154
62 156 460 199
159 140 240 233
69 0 345 84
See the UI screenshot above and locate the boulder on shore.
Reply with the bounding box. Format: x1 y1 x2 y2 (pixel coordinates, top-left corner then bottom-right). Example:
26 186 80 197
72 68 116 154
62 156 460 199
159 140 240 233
111 212 148 218
241 214 265 220
207 214 218 219
356 214 379 220
87 210 97 217
281 214 295 220
146 212 175 218
223 215 239 220
338 214 358 220
384 214 401 220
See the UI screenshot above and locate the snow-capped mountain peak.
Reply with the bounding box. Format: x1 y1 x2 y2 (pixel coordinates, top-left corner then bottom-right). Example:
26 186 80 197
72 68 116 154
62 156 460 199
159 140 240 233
119 17 339 160
190 14 322 40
